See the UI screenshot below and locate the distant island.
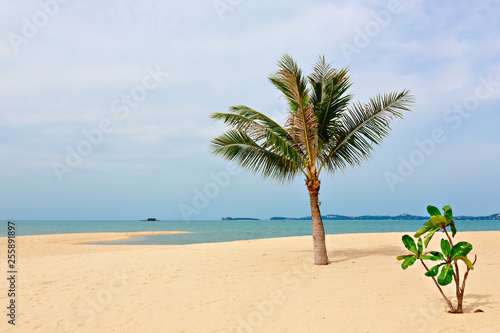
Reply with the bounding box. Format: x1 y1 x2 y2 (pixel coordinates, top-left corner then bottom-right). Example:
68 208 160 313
140 218 159 221
269 213 500 221
221 213 499 221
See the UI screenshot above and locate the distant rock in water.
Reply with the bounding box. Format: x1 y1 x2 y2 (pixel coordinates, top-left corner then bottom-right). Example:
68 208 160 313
140 218 159 221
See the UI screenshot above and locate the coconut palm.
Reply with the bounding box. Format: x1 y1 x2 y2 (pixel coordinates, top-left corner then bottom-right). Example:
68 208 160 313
210 54 414 265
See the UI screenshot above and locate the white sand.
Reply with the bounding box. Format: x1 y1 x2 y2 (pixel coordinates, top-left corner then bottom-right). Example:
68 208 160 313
1 231 498 332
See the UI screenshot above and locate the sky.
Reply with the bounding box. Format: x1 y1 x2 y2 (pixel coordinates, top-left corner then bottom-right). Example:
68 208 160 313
1 0 499 220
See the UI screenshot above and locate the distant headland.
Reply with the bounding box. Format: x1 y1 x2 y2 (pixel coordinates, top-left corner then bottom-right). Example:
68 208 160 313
269 213 500 221
221 213 500 221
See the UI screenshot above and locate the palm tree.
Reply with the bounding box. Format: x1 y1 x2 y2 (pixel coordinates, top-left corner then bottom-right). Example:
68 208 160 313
210 54 414 265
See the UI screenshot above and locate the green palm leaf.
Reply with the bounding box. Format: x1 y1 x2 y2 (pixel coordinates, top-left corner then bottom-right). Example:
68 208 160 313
210 106 305 167
318 90 414 174
210 130 303 183
308 56 353 145
268 54 309 112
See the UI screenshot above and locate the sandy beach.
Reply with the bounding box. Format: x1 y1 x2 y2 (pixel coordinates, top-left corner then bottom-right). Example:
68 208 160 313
1 231 498 333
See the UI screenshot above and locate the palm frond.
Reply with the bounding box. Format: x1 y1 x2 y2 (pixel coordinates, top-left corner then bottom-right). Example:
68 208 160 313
210 129 305 183
309 62 353 146
318 90 414 174
268 54 309 113
210 106 305 168
285 106 318 163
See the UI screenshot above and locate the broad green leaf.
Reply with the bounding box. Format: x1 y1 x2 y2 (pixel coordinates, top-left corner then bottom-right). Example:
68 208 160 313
402 235 418 254
441 239 451 257
455 256 474 270
425 264 443 277
417 237 423 254
450 242 473 260
423 220 437 227
420 255 441 261
428 251 445 261
414 226 432 238
424 220 441 227
443 205 453 223
430 215 447 225
437 264 454 286
427 205 441 216
397 254 413 261
450 222 457 238
402 255 417 269
424 227 440 248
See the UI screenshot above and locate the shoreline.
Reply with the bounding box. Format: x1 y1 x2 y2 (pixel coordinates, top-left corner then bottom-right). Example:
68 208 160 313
0 231 189 257
69 231 191 244
1 219 498 243
1 228 498 245
0 231 190 244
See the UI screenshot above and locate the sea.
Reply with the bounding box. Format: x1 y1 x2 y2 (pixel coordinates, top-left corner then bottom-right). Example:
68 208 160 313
1 219 499 245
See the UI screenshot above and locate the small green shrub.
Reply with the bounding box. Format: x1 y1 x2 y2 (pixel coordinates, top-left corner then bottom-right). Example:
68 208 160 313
397 205 477 313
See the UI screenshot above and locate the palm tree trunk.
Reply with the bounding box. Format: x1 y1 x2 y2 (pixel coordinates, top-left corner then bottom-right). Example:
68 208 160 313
309 187 329 265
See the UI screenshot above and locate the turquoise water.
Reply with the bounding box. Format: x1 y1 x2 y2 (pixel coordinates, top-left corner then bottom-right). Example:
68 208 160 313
1 219 498 245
